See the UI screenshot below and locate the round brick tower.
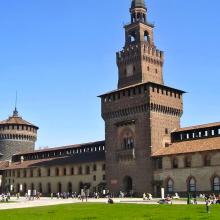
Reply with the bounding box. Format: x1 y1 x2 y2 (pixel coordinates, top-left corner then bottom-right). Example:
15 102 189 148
0 108 38 161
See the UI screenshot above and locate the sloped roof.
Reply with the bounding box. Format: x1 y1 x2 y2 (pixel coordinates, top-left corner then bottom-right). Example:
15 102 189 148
173 122 220 132
14 140 105 156
0 161 10 170
98 81 185 98
0 109 38 129
152 136 220 157
4 151 105 170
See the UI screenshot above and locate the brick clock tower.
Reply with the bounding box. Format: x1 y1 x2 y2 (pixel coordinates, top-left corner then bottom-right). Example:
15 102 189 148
99 0 185 195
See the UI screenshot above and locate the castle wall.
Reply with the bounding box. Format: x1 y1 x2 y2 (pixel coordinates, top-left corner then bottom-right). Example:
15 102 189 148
2 162 106 195
154 152 220 195
0 140 34 161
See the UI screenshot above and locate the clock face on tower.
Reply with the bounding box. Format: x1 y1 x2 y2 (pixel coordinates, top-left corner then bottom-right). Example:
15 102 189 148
126 64 134 77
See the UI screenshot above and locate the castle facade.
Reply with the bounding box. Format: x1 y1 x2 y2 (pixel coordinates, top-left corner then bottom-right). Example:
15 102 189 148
0 0 220 197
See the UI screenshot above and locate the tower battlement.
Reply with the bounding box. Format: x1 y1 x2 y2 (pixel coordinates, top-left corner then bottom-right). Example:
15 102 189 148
117 43 164 64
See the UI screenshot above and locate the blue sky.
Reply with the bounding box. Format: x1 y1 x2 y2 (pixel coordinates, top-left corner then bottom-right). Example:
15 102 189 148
0 0 219 148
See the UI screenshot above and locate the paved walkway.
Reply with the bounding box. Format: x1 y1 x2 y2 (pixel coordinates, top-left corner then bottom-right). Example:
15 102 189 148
0 197 205 210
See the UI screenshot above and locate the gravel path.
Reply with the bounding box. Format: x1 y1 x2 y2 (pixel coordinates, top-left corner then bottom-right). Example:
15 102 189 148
0 197 205 210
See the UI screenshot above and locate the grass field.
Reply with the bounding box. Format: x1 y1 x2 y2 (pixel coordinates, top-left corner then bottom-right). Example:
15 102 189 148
0 203 219 220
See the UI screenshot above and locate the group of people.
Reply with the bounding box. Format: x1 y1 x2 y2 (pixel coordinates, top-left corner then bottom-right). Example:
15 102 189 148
53 192 77 200
1 193 11 202
24 190 42 200
52 190 91 202
143 193 153 200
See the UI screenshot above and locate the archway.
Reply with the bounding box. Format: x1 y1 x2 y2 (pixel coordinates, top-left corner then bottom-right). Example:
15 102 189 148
123 176 133 194
47 183 51 194
23 183 27 194
57 182 62 193
68 182 72 193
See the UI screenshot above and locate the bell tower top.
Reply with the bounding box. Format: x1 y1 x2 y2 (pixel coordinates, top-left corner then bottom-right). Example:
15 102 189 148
130 0 147 24
116 0 164 88
131 0 146 9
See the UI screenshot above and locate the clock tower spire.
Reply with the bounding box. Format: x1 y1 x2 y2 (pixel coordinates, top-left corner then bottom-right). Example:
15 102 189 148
117 0 164 88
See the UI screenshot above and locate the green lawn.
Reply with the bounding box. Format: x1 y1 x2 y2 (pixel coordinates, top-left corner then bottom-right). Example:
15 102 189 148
0 203 219 220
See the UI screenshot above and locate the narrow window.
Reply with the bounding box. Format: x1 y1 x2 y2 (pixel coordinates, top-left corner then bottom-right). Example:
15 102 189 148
167 179 174 193
213 177 220 191
102 164 106 171
188 178 196 192
172 158 178 169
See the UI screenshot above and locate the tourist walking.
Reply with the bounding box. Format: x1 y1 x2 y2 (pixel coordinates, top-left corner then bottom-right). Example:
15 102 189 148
206 198 211 214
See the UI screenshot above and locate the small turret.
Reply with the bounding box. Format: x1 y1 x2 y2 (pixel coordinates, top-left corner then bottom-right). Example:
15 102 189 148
0 108 39 161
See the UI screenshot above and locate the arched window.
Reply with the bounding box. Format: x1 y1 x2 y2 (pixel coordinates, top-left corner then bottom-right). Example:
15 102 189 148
204 154 211 166
38 183 42 193
185 156 191 168
188 177 196 192
17 170 20 178
167 179 174 193
71 167 74 175
23 170 27 178
68 182 72 193
23 183 27 193
78 166 82 175
86 166 90 175
93 164 97 171
128 31 136 43
213 177 220 192
16 183 20 193
172 158 178 169
38 168 41 177
55 168 59 176
58 182 62 193
121 129 135 150
63 168 67 176
31 183 34 191
47 183 51 194
47 168 51 177
30 169 33 178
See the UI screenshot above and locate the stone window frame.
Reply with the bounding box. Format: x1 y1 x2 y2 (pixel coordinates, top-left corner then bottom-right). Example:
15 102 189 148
187 176 197 192
204 154 212 167
120 127 135 150
172 157 179 169
184 156 192 168
166 177 174 193
211 175 220 192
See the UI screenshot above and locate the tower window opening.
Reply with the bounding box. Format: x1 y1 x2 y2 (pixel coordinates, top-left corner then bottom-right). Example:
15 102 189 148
128 31 136 43
143 14 146 22
123 137 134 150
132 14 135 23
144 31 150 42
133 65 136 72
